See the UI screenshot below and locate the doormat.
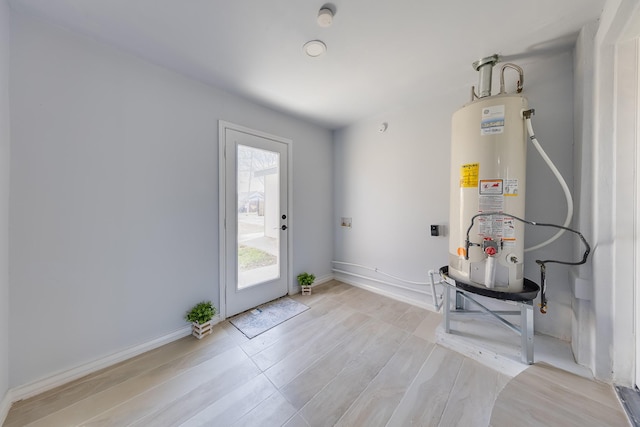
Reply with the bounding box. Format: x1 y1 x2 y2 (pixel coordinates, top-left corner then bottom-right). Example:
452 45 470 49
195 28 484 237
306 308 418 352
229 297 309 339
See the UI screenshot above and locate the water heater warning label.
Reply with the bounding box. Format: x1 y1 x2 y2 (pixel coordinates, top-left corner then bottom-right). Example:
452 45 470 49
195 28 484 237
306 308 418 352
479 195 504 212
504 179 519 196
481 105 505 135
479 179 503 195
460 163 479 188
477 215 517 244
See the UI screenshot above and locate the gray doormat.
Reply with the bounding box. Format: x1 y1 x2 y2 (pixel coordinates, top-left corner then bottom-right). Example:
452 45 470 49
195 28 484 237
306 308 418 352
229 297 309 339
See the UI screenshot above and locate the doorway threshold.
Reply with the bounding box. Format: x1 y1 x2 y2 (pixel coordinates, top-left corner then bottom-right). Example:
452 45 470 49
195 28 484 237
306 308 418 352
616 385 640 426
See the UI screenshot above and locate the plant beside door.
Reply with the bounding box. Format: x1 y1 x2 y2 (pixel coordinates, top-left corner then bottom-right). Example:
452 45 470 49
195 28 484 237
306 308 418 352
297 272 315 295
185 301 217 339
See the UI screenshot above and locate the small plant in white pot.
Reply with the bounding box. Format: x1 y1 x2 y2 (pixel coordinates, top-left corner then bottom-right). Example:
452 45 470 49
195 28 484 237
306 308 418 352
297 272 315 295
185 301 216 339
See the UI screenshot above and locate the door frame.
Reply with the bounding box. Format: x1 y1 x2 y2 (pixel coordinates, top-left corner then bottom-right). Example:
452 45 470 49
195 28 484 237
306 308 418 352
633 37 640 389
590 0 640 385
613 10 640 388
218 121 293 319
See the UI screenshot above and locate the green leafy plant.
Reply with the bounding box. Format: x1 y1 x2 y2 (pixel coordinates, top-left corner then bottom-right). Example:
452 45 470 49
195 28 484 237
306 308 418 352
297 272 315 287
185 301 216 325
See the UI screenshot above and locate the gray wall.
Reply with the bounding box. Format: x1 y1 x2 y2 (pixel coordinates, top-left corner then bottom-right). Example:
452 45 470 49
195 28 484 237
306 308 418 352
521 50 576 340
9 12 333 388
0 0 11 410
334 50 577 340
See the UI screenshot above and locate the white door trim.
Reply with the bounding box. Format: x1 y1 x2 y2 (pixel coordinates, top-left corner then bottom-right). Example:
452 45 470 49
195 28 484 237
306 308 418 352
218 121 293 319
633 38 640 389
591 0 640 385
614 11 640 389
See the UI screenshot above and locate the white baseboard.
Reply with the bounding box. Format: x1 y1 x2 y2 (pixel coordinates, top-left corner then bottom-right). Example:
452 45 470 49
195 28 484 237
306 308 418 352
10 316 222 403
1 388 12 426
334 272 437 312
313 273 334 286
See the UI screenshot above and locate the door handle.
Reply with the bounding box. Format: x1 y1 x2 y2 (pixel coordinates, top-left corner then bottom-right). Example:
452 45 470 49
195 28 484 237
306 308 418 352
281 225 288 230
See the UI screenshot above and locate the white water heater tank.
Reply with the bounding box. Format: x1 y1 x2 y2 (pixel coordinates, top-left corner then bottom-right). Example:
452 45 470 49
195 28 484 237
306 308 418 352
448 93 528 292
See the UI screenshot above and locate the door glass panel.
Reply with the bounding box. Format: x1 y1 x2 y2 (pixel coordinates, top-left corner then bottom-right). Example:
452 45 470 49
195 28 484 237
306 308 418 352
237 144 280 289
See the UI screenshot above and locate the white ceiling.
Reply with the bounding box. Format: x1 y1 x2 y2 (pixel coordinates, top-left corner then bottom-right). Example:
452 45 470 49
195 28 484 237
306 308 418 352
9 0 606 129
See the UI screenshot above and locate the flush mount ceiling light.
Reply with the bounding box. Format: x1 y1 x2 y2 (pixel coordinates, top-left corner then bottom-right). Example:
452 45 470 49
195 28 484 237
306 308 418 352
303 40 327 57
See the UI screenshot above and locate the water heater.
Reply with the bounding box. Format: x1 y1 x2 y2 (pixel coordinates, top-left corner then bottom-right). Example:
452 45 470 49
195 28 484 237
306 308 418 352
448 56 527 293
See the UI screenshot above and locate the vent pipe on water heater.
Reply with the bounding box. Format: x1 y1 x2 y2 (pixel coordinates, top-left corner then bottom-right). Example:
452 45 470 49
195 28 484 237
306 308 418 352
472 54 499 99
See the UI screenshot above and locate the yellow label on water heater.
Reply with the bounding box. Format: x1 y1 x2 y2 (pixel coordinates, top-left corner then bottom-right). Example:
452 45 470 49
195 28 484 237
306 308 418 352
460 163 479 188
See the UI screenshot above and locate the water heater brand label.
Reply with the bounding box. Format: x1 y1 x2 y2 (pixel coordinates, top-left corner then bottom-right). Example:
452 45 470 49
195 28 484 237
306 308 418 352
481 105 505 135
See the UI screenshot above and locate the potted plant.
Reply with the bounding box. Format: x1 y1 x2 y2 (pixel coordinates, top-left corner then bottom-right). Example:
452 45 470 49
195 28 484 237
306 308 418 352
297 272 315 295
185 300 217 339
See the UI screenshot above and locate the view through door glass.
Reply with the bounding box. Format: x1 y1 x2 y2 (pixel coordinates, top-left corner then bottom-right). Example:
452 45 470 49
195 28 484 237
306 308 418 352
223 125 289 318
237 144 280 289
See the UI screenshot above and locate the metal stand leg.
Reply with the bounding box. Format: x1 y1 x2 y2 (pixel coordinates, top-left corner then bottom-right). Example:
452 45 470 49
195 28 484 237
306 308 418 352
455 290 464 310
521 302 534 364
439 269 538 365
443 285 451 333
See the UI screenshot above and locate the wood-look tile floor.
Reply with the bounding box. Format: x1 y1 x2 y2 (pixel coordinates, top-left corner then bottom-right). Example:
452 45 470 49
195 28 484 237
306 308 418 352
4 281 628 427
491 363 630 427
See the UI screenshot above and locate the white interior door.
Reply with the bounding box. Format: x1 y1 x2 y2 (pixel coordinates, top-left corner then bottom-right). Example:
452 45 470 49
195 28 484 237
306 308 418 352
220 123 290 317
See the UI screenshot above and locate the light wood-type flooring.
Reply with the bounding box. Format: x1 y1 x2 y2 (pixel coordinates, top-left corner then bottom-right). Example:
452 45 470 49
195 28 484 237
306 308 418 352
4 281 629 426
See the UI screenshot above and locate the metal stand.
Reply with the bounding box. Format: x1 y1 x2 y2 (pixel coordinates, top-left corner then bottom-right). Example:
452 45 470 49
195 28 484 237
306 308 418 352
441 277 535 365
